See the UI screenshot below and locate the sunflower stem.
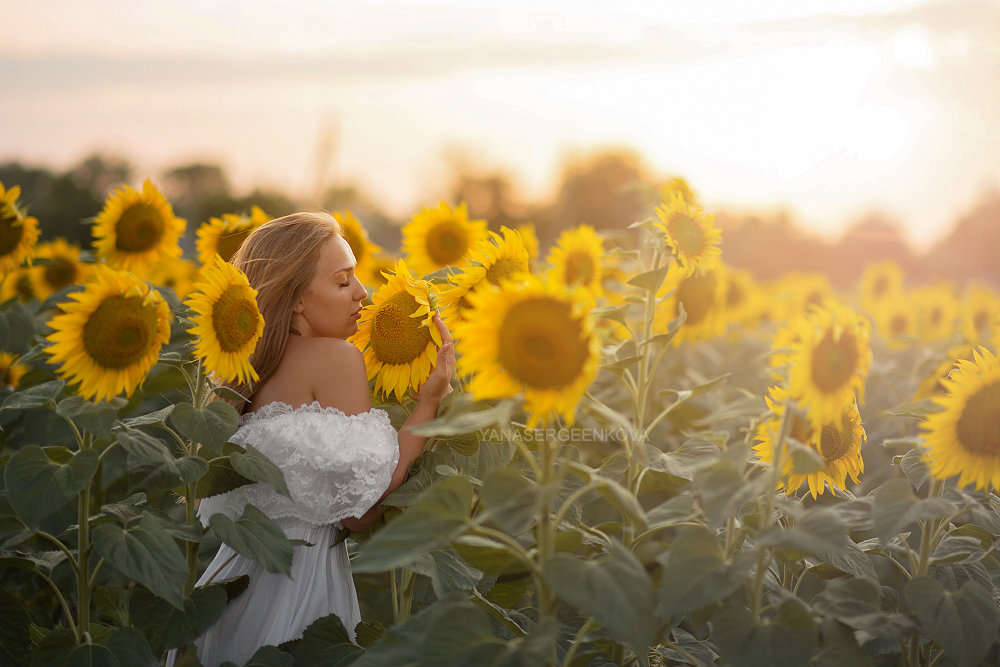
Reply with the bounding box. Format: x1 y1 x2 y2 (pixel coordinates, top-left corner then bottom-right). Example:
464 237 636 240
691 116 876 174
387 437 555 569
534 431 558 617
74 431 94 644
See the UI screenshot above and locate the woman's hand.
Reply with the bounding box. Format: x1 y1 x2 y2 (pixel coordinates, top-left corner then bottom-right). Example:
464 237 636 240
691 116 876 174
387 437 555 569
414 312 455 404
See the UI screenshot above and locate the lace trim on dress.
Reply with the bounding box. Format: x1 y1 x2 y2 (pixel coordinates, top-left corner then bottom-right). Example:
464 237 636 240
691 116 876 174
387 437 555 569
199 401 399 528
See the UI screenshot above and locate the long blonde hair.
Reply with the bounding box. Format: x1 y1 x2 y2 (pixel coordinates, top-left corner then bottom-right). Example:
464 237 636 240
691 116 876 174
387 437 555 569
215 211 343 411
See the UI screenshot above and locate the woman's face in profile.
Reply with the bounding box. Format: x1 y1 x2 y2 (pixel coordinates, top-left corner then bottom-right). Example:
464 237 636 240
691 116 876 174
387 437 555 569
293 236 368 339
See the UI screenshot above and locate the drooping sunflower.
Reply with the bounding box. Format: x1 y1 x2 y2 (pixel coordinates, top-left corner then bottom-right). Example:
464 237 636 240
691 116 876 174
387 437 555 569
912 284 959 344
31 238 92 299
0 180 40 274
438 227 531 326
332 209 384 286
653 192 721 275
454 275 598 426
349 260 442 401
960 285 1000 345
922 346 1000 491
654 263 727 345
196 206 270 265
45 265 171 402
185 255 265 385
860 260 904 314
786 302 871 427
753 386 865 499
0 352 26 389
546 225 605 300
92 179 186 275
402 202 488 277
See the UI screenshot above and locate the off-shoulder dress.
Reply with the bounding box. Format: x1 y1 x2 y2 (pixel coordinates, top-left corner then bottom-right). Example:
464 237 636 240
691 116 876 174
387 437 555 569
167 401 399 667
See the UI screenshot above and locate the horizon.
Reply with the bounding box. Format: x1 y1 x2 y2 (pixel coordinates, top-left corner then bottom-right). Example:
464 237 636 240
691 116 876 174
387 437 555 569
4 0 999 252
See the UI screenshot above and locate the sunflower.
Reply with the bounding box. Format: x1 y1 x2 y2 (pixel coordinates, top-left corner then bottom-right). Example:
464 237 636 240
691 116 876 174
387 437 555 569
92 179 186 275
653 192 721 275
453 274 598 426
438 227 531 326
185 256 265 385
349 259 442 401
1 268 38 303
860 260 904 314
722 267 763 334
365 254 398 289
150 257 199 300
922 346 1000 491
546 225 605 300
332 209 384 286
960 285 1000 345
31 238 91 299
786 303 871 427
196 206 269 265
753 386 865 499
0 352 26 389
45 265 171 402
874 295 918 347
0 180 40 274
912 284 959 344
402 202 488 277
654 263 727 345
913 343 977 401
516 223 540 266
658 176 698 206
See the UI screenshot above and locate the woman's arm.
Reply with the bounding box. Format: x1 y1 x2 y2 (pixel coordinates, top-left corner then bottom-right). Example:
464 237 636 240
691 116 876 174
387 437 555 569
341 314 455 531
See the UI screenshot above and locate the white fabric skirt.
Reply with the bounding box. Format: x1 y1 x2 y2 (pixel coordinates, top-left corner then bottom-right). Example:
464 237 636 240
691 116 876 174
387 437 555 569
166 518 360 667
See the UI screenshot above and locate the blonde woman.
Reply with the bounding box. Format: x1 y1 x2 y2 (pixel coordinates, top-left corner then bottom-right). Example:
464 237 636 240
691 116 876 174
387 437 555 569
168 212 454 666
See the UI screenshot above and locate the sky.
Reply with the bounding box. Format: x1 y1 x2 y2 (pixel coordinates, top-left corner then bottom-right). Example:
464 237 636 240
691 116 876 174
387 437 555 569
2 0 999 249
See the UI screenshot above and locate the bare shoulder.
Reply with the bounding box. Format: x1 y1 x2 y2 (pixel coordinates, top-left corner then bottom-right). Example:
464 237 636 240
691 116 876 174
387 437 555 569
283 337 371 415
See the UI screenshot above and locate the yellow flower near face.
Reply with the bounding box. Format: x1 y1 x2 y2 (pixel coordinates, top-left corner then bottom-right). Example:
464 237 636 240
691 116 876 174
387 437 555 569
922 346 1000 491
402 202 488 277
654 263 727 345
349 260 442 402
0 180 40 274
753 386 865 499
786 302 871 428
45 265 171 402
196 206 270 265
30 238 92 300
546 224 605 300
653 192 721 275
438 227 531 326
453 274 598 427
92 179 186 275
332 209 383 287
185 256 265 385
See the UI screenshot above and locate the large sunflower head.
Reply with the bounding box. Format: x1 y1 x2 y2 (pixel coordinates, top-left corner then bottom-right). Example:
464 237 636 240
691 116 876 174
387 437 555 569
453 274 598 427
0 180 40 274
402 202 488 277
349 259 442 401
438 227 531 326
45 265 171 402
185 256 265 385
653 192 722 275
545 224 605 300
860 260 904 313
92 179 186 275
912 284 958 344
654 263 727 345
196 206 269 265
31 238 92 299
332 209 384 286
753 386 865 499
786 303 871 427
922 346 1000 491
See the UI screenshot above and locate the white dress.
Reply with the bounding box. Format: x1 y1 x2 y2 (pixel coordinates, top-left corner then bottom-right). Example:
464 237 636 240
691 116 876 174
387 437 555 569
167 401 399 667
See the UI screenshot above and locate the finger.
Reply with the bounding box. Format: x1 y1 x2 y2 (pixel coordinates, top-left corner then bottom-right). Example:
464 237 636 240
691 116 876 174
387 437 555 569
433 311 454 344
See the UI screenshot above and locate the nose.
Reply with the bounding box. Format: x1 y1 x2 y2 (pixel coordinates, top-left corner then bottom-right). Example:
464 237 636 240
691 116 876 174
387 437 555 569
354 277 368 302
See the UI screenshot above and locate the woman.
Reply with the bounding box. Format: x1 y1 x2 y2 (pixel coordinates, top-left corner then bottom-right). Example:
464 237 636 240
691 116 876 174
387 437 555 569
168 212 454 666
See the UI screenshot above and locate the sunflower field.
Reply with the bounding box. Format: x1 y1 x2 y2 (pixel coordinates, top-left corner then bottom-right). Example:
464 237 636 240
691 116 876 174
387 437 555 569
2 175 1000 667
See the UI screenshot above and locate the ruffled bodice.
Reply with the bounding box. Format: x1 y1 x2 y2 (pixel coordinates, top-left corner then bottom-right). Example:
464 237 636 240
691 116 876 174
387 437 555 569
197 401 400 527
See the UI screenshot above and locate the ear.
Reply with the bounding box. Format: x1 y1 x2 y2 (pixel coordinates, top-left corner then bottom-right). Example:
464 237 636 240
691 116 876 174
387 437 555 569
293 297 306 314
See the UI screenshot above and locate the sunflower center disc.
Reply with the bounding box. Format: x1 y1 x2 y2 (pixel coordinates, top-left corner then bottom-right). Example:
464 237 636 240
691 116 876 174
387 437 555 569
820 420 851 462
15 274 34 301
82 295 160 369
498 298 588 389
216 229 253 263
211 285 260 352
115 203 166 252
427 223 466 266
670 216 703 256
955 381 1000 456
45 257 78 290
371 291 431 365
564 250 595 286
676 271 717 325
0 211 25 256
485 256 528 285
810 329 859 393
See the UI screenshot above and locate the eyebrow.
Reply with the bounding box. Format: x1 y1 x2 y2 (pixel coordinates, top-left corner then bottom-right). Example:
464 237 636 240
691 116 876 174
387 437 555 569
333 264 356 276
